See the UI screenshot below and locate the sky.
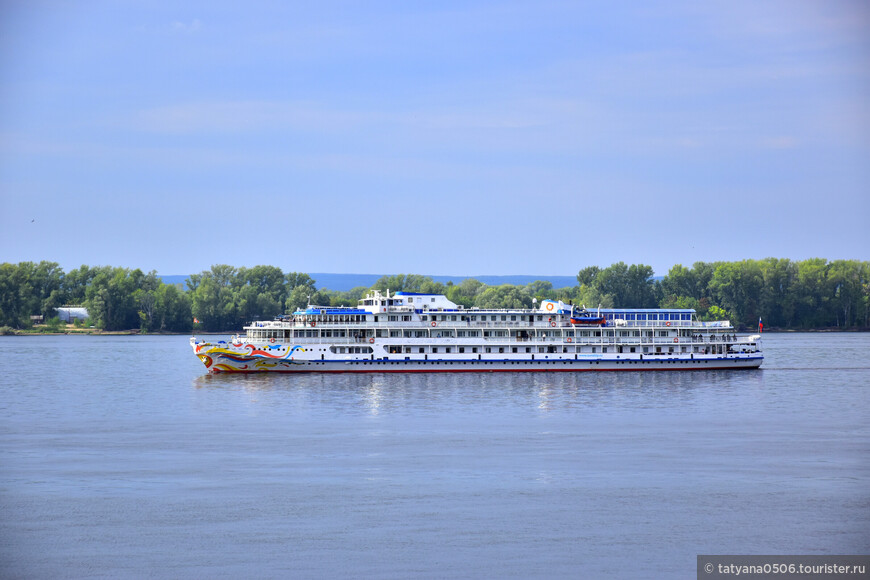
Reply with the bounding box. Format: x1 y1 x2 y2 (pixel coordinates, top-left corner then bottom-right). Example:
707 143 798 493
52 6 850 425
1 1 868 277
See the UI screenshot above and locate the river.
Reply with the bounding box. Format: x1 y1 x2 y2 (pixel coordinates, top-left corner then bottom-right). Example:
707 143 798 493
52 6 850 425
1 333 868 578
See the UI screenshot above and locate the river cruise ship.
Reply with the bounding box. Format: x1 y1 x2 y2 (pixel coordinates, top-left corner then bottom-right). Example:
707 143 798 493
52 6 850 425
191 290 763 373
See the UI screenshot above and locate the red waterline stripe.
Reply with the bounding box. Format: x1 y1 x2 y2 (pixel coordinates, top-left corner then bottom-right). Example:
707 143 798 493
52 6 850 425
209 365 760 374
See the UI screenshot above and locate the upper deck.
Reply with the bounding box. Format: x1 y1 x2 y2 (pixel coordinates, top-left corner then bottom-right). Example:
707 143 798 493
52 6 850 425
245 291 731 331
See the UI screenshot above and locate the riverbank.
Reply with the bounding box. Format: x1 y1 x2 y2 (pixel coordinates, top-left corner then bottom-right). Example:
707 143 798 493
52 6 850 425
0 325 232 336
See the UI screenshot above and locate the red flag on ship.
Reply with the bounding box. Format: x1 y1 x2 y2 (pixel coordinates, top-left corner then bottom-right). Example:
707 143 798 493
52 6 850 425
758 317 763 333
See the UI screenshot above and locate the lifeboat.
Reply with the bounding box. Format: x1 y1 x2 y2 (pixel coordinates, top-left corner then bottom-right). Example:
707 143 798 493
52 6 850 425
570 306 606 326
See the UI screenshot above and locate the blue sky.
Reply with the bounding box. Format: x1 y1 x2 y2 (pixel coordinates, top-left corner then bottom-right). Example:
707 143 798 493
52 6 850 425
2 1 868 277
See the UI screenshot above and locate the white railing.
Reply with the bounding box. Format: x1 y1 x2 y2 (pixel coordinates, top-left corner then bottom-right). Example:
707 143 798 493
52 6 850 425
248 319 722 331
238 333 756 346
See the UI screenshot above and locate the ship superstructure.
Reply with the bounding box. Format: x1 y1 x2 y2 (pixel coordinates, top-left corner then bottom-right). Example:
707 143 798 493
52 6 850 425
191 290 762 373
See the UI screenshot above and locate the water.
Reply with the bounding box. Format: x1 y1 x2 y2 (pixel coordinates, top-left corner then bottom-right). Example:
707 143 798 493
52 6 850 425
1 333 868 579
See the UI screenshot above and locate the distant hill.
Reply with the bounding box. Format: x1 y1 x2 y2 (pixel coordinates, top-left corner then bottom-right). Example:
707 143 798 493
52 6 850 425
158 273 579 291
159 275 191 287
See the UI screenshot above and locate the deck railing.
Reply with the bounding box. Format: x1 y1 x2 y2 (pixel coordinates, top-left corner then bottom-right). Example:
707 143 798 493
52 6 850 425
250 319 729 330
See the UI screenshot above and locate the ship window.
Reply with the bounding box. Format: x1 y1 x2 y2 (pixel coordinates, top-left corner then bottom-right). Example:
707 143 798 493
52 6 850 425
459 347 465 353
446 348 452 353
485 347 491 353
408 297 413 303
432 347 438 353
431 298 435 302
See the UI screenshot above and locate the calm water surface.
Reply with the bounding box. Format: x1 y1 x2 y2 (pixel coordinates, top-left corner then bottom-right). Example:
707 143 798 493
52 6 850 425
1 333 868 579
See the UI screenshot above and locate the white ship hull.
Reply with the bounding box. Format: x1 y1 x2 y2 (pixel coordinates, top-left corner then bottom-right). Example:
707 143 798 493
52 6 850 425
192 291 764 374
193 353 763 373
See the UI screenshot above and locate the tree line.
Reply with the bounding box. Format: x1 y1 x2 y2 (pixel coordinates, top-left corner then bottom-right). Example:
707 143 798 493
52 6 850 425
1 259 868 332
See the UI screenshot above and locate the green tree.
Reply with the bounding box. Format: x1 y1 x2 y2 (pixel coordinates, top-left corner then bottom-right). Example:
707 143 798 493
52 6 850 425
660 264 698 300
371 274 443 294
155 283 192 332
709 261 764 328
758 258 797 328
703 305 733 323
287 286 313 312
526 280 553 299
474 285 532 309
63 265 97 305
446 278 485 307
0 263 26 327
285 272 316 292
576 266 600 287
691 261 719 303
134 271 161 332
85 267 143 330
240 266 287 304
190 265 239 331
828 260 868 328
185 273 202 292
591 262 657 308
793 258 830 328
